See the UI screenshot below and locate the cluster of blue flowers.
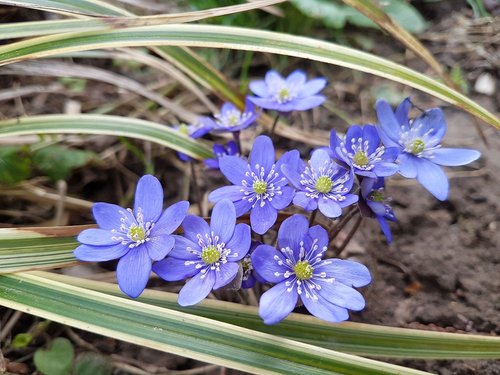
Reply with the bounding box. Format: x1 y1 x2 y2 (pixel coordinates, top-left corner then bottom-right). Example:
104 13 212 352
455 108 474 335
75 70 480 325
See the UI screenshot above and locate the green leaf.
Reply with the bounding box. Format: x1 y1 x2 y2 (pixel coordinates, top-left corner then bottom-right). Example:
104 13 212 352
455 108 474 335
291 0 348 29
33 145 94 181
0 115 214 160
344 0 428 34
0 146 31 185
0 272 432 375
74 352 112 375
34 337 75 375
0 25 497 129
11 333 33 349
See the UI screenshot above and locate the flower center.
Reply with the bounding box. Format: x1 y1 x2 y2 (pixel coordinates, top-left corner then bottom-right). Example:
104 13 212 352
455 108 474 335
410 139 425 154
294 260 314 280
368 190 384 202
253 180 267 195
178 124 189 136
278 87 291 102
128 225 145 242
201 245 221 265
353 151 369 166
315 176 333 193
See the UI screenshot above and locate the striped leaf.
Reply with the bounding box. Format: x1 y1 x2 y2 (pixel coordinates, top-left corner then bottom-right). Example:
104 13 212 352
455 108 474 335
0 25 497 129
0 114 214 159
0 272 431 375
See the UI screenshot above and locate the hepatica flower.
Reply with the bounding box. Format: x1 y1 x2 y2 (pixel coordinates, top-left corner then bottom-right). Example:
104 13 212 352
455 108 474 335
176 121 213 162
74 175 189 298
204 141 240 170
153 199 251 306
376 98 481 200
248 70 327 112
203 99 259 133
252 215 371 324
282 149 358 218
359 178 396 243
241 241 265 289
330 124 399 178
208 135 298 234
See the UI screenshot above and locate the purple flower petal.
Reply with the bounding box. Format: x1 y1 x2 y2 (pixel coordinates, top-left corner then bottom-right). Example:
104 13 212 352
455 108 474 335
302 292 349 323
251 244 287 283
318 199 342 218
213 262 240 290
249 81 269 97
316 280 366 311
92 203 132 230
291 95 325 111
116 247 151 298
382 147 400 162
305 225 329 255
152 201 189 236
375 100 401 146
178 270 216 306
250 202 277 235
345 125 363 148
218 155 249 185
316 259 371 287
225 223 251 261
134 175 163 223
293 192 317 211
208 186 243 205
74 243 128 262
210 199 236 244
145 235 175 261
372 162 399 177
285 70 307 86
395 97 411 126
398 153 418 178
265 70 283 86
275 149 300 175
249 135 275 173
153 257 199 281
169 235 200 260
415 158 449 200
337 194 358 208
281 161 304 189
310 148 331 171
221 102 237 115
77 228 118 246
430 148 480 166
298 78 327 97
277 214 309 251
233 199 253 217
376 215 393 243
182 215 210 244
259 281 298 325
270 186 294 210
362 125 381 155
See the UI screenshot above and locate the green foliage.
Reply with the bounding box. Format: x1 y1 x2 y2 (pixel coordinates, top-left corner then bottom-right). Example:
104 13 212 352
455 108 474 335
0 146 31 185
58 77 87 93
11 333 33 349
450 65 470 94
467 0 491 18
74 352 113 375
291 0 428 34
34 338 75 375
32 145 94 182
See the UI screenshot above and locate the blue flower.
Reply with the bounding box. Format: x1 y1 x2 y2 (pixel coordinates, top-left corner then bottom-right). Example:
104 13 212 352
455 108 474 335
152 199 251 306
282 149 358 218
359 178 396 243
248 70 327 112
204 141 240 170
241 241 265 289
202 99 259 133
251 214 371 324
74 175 189 298
208 135 298 234
375 98 481 200
176 121 213 162
330 124 400 178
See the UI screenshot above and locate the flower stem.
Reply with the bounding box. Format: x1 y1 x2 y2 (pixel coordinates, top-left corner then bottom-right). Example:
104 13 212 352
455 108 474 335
333 215 363 258
233 131 241 153
269 113 280 139
190 161 203 215
308 210 317 226
328 206 357 240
